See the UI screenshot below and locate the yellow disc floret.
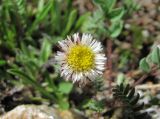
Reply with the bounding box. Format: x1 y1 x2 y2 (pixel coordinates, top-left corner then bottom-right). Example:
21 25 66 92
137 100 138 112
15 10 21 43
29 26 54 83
67 45 95 72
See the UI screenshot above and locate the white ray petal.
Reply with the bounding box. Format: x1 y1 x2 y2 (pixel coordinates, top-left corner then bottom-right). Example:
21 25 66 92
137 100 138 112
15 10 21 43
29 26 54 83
55 33 107 83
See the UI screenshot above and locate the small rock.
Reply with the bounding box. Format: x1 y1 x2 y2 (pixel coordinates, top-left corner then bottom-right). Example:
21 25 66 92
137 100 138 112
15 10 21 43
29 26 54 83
124 24 131 29
142 30 149 37
0 105 85 119
0 105 60 119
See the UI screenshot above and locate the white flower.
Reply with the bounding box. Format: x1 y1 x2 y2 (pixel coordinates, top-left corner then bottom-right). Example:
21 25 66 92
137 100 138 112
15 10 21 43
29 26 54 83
55 33 107 83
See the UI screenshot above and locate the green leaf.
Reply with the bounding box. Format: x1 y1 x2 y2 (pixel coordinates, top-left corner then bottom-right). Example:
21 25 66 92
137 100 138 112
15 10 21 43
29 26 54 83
40 40 52 63
74 12 91 31
127 88 135 99
27 0 53 34
20 43 32 57
58 82 73 94
58 98 70 110
124 0 140 15
108 7 125 21
36 0 53 22
123 84 130 95
37 0 45 12
151 46 160 64
81 9 106 37
62 9 77 36
130 93 140 105
117 73 125 85
14 0 26 16
119 83 124 92
109 21 123 38
131 25 143 49
94 0 116 13
139 58 150 72
50 0 61 33
105 0 116 12
0 60 6 66
8 69 55 100
83 99 105 112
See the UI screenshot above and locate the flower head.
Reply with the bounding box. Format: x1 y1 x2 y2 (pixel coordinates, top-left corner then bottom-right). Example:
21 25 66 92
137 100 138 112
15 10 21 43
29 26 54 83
55 33 107 83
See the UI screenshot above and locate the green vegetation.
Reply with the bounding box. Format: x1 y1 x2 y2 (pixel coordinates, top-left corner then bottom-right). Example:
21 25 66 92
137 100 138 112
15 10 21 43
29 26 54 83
0 0 159 119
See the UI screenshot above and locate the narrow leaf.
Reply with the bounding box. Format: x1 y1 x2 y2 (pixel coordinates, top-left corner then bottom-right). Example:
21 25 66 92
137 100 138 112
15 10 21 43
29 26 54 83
27 0 53 34
8 69 55 100
109 21 123 38
127 88 135 99
40 40 52 62
123 84 130 95
62 9 77 36
94 0 116 13
120 83 124 92
130 93 140 105
108 7 125 21
74 12 91 31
